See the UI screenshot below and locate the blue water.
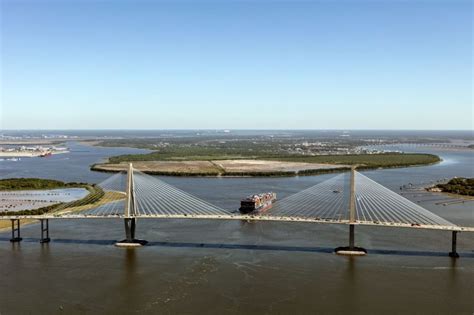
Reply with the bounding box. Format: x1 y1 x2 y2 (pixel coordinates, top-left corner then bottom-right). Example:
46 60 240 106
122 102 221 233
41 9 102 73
0 141 151 183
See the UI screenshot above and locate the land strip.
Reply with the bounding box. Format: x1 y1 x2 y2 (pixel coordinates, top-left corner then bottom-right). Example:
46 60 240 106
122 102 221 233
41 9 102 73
92 159 350 176
427 177 474 197
92 153 440 177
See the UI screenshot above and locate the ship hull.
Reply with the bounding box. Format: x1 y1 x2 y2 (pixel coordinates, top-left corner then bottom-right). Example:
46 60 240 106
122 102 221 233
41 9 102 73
239 199 275 214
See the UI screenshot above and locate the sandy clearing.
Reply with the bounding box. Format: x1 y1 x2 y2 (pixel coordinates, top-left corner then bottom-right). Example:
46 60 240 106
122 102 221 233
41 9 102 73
213 159 347 172
95 161 220 174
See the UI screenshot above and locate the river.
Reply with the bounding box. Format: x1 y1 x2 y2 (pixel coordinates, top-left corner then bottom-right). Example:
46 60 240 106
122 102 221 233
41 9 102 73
1 142 473 314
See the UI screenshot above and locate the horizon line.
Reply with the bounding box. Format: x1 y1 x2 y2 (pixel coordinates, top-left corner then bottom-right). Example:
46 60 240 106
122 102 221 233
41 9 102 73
0 128 473 132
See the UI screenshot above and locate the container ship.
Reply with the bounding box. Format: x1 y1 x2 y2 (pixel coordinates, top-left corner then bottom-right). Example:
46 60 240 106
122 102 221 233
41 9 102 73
239 192 277 214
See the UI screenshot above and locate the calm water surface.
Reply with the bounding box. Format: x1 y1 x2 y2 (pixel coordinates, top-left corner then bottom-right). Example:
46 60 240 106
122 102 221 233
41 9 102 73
1 143 473 314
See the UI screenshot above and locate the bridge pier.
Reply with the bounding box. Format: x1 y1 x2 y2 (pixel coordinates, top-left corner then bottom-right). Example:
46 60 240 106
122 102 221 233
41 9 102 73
335 224 367 256
125 217 136 242
448 231 459 258
115 218 148 247
349 224 355 249
10 219 22 242
40 219 50 243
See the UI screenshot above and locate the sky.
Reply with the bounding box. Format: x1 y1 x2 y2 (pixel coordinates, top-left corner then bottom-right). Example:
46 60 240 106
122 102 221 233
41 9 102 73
0 0 472 130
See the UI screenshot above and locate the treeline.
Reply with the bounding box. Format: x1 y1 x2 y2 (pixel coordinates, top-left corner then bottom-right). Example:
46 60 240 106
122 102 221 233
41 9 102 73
0 178 88 191
297 167 352 176
2 203 60 216
129 170 221 177
436 178 474 196
266 153 440 167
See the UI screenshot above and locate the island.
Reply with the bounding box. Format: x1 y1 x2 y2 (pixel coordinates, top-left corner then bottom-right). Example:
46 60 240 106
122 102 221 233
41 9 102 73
92 152 441 177
87 135 442 176
428 177 474 196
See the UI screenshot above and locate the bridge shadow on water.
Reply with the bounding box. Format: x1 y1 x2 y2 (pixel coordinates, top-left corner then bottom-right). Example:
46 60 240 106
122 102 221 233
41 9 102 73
1 237 473 259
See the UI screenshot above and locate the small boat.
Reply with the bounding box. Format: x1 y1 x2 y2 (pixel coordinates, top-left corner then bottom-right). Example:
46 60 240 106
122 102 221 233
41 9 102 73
39 152 53 157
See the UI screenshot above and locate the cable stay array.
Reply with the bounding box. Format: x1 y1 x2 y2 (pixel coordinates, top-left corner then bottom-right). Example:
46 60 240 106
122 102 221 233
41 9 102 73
58 172 127 217
10 166 458 231
267 173 350 222
354 172 455 227
98 172 127 193
133 170 230 217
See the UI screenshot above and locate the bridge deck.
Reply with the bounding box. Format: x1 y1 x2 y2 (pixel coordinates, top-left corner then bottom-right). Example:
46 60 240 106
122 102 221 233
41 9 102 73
1 214 472 232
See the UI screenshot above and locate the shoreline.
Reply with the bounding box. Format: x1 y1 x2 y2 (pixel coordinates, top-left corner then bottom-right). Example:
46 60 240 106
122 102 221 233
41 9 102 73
0 151 69 158
427 190 474 200
0 218 37 232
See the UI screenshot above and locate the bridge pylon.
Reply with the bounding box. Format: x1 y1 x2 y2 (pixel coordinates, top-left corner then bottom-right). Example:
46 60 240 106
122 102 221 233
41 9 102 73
335 166 367 256
115 163 148 247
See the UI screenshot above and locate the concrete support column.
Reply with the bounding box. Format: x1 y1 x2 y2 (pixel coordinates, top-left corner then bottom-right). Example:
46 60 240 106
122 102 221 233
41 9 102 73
124 218 136 242
10 219 22 242
40 219 50 243
449 231 459 258
116 217 147 247
349 224 355 250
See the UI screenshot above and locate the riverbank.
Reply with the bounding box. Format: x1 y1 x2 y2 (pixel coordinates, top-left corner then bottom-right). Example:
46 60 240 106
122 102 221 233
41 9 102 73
0 219 36 231
0 150 69 158
426 190 474 201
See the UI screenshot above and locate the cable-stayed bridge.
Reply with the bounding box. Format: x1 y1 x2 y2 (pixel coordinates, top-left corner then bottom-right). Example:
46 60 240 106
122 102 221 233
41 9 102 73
1 164 472 256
